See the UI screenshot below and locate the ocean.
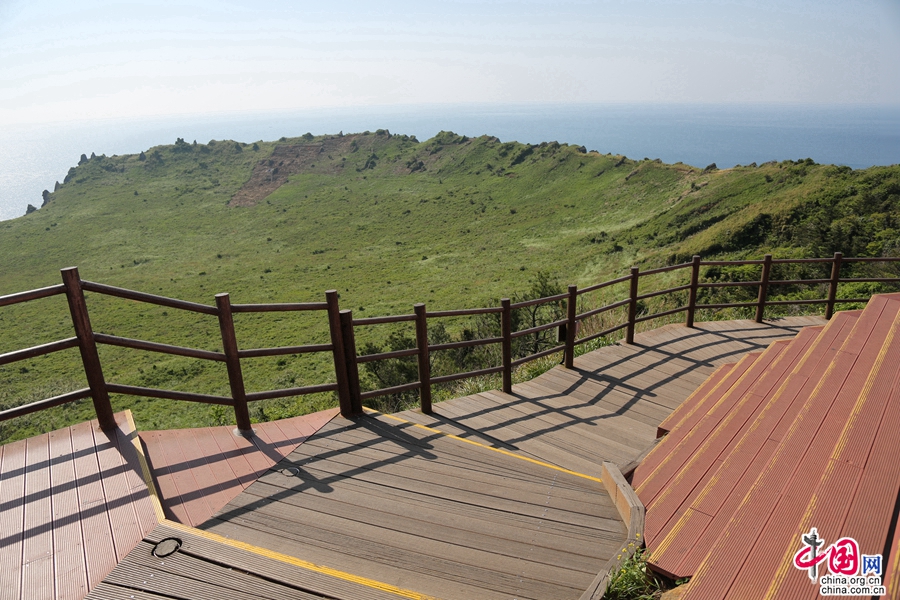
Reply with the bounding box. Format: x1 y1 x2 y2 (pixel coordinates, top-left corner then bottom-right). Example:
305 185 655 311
1 103 898 222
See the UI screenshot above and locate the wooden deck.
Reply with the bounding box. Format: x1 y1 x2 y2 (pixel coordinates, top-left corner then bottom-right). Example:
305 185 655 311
0 412 156 600
627 297 900 599
398 317 825 478
195 411 626 600
139 408 338 526
87 522 416 600
3 316 827 599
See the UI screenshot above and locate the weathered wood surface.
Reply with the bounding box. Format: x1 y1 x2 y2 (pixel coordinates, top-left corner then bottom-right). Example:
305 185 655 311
87 522 411 600
3 317 826 600
139 408 338 527
682 295 900 599
0 411 156 600
198 412 627 600
399 317 825 479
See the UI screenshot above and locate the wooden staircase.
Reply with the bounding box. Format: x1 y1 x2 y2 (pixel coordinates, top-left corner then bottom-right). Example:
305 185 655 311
634 295 900 599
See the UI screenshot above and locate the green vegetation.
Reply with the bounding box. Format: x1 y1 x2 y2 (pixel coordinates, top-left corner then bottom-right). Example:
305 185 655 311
1 130 898 441
604 548 667 600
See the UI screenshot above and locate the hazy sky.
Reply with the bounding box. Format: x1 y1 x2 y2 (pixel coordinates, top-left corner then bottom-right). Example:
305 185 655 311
1 0 898 126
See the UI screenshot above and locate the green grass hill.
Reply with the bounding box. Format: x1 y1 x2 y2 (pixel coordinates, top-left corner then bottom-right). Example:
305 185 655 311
1 130 898 441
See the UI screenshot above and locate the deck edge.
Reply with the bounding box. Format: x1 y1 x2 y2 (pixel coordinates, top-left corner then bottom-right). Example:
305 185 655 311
580 462 646 600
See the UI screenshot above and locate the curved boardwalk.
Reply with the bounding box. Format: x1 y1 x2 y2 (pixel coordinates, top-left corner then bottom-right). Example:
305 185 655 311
398 317 825 479
2 317 825 600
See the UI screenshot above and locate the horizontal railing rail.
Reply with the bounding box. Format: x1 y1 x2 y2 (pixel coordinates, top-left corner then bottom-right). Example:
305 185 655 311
82 280 219 315
2 252 899 433
0 284 67 307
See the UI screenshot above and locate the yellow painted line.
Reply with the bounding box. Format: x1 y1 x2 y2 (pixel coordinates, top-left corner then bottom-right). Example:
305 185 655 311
635 351 758 495
764 311 900 599
370 407 604 484
653 329 828 564
125 411 433 599
124 409 166 523
160 518 437 599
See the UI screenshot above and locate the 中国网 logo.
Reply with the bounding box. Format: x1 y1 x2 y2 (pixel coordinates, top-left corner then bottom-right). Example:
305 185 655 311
793 527 886 596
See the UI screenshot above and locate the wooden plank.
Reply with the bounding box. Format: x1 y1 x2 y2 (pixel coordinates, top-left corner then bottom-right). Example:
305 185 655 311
574 347 711 393
70 420 117 592
428 398 631 470
573 349 712 397
139 430 190 524
223 484 610 580
102 540 325 600
93 419 143 562
289 420 613 517
283 438 617 525
886 522 900 600
685 295 896 599
772 314 900 598
206 516 521 600
634 343 785 507
246 420 294 466
477 387 651 453
21 433 54 600
655 362 735 437
721 297 900 600
434 391 640 468
650 438 780 578
505 378 662 433
244 470 618 554
105 560 299 600
396 408 525 450
472 391 650 471
526 368 673 425
166 428 232 527
87 582 174 600
0 439 26 600
189 426 247 502
48 426 89 600
203 413 627 599
111 415 158 539
205 513 588 600
142 522 437 600
644 328 820 544
230 426 278 479
201 425 259 489
256 415 311 456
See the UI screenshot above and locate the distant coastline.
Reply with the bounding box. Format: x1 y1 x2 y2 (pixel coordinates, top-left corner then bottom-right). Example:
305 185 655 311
1 102 898 221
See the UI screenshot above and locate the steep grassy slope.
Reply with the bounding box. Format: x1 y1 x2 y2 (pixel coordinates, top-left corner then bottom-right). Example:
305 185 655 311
1 130 898 440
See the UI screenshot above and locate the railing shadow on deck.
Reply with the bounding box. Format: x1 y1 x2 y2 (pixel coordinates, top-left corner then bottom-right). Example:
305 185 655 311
2 252 898 435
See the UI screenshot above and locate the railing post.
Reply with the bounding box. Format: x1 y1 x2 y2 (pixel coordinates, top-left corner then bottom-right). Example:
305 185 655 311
686 255 701 328
825 252 843 320
564 285 578 369
339 309 363 415
414 303 431 413
325 290 353 415
60 267 115 431
626 267 640 344
755 254 773 323
215 293 253 435
501 298 512 394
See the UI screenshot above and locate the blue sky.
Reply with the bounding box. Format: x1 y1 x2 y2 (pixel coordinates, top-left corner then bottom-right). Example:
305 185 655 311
0 0 898 125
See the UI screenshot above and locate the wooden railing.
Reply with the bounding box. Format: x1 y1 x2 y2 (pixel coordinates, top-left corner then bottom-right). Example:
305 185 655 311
2 253 899 433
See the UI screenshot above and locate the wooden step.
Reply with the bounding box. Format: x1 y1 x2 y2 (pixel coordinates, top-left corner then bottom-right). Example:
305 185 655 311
771 308 900 599
683 295 900 600
642 327 821 547
630 353 760 492
634 343 785 513
648 312 858 577
656 363 735 438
